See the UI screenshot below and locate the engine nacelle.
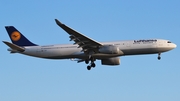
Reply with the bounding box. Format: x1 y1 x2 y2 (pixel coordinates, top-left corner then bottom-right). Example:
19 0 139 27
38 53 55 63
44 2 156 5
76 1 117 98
99 45 123 54
101 57 120 65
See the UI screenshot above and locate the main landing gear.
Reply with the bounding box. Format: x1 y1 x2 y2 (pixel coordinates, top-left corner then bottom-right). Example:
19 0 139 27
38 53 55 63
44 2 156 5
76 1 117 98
86 57 96 70
158 53 161 60
87 63 96 70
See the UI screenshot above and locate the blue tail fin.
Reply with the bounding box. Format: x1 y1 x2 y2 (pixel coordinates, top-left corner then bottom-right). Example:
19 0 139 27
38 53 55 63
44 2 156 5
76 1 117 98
5 26 37 46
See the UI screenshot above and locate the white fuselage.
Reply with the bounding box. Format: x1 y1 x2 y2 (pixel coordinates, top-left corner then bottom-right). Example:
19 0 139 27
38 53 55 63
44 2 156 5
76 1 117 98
18 39 176 60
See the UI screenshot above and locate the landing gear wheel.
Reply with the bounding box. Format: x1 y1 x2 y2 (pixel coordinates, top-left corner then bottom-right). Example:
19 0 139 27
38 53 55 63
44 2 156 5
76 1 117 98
85 60 89 64
158 56 161 60
87 66 91 70
91 63 96 68
86 56 96 70
158 53 161 60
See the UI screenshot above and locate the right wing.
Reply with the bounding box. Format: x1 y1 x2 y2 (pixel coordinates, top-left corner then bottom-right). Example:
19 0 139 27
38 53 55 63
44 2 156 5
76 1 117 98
55 19 102 52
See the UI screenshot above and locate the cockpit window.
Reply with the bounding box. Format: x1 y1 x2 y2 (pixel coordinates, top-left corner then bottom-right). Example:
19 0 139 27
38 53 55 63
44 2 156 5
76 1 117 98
167 41 171 43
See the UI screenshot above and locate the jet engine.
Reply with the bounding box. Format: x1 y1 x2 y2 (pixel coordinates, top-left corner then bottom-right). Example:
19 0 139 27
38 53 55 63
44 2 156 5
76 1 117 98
101 57 120 65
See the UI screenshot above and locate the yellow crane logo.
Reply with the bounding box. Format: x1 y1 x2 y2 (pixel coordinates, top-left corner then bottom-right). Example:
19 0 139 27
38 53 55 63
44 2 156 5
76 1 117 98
11 31 21 41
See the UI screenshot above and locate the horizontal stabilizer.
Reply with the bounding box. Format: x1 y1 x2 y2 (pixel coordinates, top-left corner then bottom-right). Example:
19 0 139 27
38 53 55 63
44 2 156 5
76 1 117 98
3 41 25 52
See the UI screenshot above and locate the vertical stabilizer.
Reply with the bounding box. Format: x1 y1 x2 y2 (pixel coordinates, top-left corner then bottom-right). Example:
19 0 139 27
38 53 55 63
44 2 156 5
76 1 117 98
5 26 37 46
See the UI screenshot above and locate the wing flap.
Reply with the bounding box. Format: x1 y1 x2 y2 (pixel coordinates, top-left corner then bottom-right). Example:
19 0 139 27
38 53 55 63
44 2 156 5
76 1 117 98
55 19 102 51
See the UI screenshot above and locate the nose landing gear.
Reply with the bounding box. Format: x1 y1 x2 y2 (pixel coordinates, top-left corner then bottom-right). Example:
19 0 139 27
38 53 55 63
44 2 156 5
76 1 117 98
158 53 161 60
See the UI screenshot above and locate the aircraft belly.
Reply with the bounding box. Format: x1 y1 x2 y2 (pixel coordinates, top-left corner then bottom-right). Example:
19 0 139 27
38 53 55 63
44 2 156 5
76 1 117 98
122 48 158 55
42 48 84 59
121 47 171 55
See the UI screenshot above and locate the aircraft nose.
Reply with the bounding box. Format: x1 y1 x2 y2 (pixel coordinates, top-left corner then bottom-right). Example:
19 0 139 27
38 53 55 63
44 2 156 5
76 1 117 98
172 43 177 49
174 43 177 48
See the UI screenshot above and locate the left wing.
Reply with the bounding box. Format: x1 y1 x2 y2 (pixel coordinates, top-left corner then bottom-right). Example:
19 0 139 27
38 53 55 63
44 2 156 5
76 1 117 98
55 19 102 52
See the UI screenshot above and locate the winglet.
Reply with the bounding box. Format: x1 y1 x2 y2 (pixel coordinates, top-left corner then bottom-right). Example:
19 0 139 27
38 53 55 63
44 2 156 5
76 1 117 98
55 19 63 26
3 41 25 52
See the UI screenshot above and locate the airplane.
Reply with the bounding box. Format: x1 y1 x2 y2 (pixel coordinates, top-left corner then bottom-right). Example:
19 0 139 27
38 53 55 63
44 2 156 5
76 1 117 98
3 19 177 70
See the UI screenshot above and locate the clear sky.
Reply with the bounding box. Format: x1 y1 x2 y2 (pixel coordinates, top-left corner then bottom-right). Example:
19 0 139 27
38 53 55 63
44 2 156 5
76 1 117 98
0 0 180 101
